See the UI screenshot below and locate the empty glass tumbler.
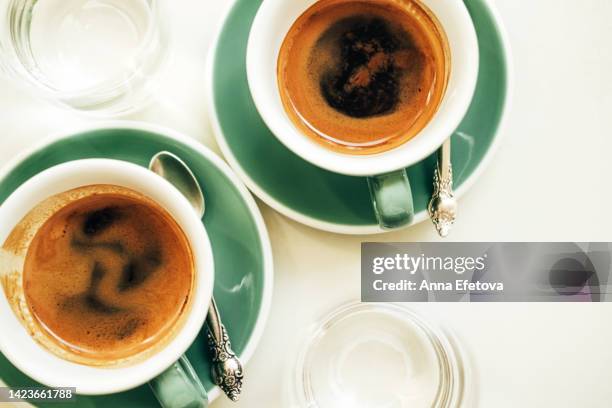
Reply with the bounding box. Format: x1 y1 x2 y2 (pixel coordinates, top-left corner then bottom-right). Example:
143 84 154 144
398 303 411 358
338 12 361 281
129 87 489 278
0 0 167 115
290 303 473 408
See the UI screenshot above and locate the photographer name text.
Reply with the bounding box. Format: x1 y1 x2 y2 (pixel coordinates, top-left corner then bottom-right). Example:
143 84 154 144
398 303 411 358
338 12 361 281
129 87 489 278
372 279 504 292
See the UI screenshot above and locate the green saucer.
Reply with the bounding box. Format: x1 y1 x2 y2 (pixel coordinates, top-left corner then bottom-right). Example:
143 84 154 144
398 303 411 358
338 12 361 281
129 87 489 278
208 0 510 234
0 123 273 407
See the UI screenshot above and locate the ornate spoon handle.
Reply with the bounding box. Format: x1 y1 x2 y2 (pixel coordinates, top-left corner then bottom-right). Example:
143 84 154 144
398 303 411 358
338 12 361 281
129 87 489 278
206 298 243 401
428 138 457 237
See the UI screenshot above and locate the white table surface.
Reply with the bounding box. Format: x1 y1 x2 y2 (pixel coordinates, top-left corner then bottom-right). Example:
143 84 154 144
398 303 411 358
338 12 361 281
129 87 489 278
1 0 612 407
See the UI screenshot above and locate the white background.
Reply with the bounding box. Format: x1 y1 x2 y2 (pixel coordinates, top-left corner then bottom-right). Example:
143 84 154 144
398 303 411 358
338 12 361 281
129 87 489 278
1 0 612 407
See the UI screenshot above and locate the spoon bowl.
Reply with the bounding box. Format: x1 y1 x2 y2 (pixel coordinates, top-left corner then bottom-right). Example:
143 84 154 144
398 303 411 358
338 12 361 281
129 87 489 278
150 151 206 217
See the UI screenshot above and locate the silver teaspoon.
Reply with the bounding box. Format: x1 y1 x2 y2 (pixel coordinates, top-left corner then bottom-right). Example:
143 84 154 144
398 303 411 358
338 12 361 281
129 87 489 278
149 151 244 402
428 138 457 237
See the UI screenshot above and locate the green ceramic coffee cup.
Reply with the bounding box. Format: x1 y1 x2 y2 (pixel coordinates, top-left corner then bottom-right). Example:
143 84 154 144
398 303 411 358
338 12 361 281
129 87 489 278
246 0 480 229
0 159 213 407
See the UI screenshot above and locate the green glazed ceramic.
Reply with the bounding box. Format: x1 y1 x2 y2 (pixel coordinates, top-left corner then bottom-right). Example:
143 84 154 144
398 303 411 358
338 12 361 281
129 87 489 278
0 122 273 407
208 0 511 234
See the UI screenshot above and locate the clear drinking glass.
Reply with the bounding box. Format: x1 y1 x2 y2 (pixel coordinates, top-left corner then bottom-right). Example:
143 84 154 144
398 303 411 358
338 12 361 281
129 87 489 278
0 0 167 115
291 302 473 408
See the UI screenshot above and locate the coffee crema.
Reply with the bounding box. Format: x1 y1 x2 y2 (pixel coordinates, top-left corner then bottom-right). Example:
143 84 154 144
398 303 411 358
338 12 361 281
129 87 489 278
4 185 194 366
278 0 449 155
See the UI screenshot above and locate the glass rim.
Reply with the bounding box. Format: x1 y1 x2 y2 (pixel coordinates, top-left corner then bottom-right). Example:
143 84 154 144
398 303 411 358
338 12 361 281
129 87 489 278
292 302 471 408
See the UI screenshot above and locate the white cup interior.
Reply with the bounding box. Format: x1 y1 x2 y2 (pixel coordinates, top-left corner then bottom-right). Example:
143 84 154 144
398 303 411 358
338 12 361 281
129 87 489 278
247 0 479 177
0 159 214 395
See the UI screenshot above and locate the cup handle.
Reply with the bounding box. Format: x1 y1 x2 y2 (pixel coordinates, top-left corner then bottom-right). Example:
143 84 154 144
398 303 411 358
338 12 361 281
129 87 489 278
367 170 414 229
149 355 208 408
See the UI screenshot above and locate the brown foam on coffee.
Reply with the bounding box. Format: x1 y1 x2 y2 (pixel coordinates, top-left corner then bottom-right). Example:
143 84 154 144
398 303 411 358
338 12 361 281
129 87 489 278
1 185 194 366
278 0 449 154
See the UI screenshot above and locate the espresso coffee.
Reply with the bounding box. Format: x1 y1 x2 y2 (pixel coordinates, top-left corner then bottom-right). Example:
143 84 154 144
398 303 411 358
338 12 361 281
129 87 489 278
278 0 449 154
19 185 194 365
